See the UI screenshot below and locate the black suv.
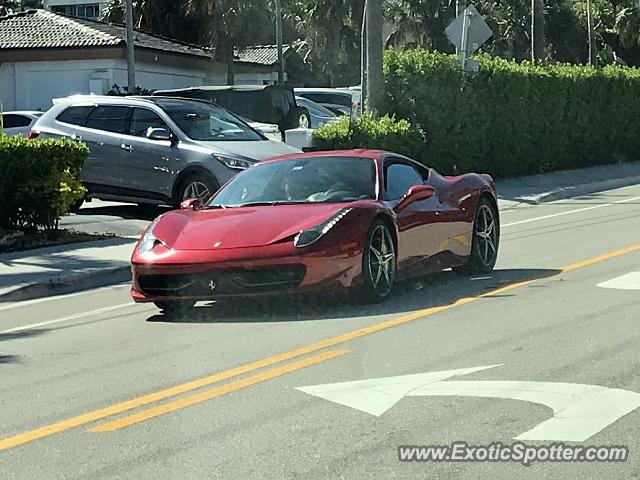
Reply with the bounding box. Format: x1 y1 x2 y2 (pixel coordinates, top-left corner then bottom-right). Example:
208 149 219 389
153 85 311 136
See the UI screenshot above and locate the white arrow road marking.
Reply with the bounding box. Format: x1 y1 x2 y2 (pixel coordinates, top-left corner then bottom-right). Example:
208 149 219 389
597 272 640 290
297 365 502 417
296 367 640 442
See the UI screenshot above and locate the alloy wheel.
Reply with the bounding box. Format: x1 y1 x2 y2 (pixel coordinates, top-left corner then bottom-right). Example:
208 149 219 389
182 181 211 202
368 224 396 296
475 204 498 266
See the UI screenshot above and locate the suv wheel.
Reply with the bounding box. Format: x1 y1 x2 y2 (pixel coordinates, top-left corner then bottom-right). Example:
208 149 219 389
175 172 219 207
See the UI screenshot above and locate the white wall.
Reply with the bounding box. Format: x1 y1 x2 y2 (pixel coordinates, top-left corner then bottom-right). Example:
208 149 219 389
110 60 207 92
0 63 17 111
0 58 210 111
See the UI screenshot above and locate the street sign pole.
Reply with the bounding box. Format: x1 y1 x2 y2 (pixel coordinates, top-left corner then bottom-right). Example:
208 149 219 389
459 8 470 71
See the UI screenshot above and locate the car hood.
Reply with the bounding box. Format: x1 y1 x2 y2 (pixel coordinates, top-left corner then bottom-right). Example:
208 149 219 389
152 203 352 251
196 139 300 161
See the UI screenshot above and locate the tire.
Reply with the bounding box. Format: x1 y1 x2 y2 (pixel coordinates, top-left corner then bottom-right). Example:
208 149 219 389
358 220 396 303
154 301 196 314
174 171 219 207
284 106 311 130
453 196 499 275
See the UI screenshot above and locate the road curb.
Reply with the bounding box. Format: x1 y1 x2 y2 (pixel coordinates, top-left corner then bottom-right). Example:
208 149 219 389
0 265 131 303
505 175 640 205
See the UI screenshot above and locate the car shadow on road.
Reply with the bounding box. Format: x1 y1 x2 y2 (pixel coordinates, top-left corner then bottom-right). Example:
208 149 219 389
146 268 562 325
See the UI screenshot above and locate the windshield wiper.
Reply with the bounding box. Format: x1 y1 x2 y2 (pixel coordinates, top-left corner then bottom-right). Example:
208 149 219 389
204 204 227 209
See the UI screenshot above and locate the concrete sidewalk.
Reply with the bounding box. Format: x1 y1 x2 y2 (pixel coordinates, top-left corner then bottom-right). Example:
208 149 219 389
0 237 136 302
496 160 640 210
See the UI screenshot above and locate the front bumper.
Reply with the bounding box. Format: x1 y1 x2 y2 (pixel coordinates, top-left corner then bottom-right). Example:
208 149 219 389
131 241 362 302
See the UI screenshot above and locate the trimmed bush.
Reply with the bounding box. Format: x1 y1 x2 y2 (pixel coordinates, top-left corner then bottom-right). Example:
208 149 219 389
384 49 640 177
0 135 88 231
313 114 427 158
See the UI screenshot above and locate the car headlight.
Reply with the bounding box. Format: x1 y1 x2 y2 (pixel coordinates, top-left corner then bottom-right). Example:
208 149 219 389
138 225 166 254
213 154 253 170
294 208 352 248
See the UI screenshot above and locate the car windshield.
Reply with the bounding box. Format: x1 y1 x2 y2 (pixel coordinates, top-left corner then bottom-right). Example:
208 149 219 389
207 156 376 207
155 99 263 141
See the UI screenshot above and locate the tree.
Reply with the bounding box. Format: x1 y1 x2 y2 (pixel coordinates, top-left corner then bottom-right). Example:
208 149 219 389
283 0 365 86
186 0 271 84
101 0 203 44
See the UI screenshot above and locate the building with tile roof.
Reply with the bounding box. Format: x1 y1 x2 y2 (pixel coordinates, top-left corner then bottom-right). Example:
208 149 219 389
0 10 292 111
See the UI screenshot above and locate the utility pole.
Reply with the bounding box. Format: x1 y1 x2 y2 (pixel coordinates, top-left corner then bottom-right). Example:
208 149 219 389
125 0 136 93
586 0 597 66
275 0 285 84
456 0 466 17
366 0 383 114
360 0 367 112
531 0 545 63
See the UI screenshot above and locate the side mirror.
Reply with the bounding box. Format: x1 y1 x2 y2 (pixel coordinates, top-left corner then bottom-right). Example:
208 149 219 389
395 184 435 210
180 198 202 211
146 127 172 142
405 184 435 202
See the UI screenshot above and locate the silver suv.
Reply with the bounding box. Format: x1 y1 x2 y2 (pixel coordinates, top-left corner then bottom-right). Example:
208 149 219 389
32 96 301 206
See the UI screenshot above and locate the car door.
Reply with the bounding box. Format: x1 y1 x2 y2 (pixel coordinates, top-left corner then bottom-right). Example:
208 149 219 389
384 158 447 275
80 105 132 193
119 107 179 201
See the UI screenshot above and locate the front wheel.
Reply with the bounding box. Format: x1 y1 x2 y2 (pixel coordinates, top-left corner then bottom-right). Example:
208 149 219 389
358 220 396 303
453 197 499 275
174 172 219 207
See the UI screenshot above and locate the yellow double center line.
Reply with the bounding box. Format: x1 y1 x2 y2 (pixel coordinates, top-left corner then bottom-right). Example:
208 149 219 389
1 242 640 450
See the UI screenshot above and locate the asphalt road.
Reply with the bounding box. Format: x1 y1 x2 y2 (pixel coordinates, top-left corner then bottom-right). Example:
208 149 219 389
2 184 640 479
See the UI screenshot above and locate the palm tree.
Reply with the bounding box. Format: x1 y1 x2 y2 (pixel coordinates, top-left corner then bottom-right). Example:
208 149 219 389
186 0 271 84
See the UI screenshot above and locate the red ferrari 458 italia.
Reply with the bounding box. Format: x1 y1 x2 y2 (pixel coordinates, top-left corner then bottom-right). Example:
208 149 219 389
131 150 500 312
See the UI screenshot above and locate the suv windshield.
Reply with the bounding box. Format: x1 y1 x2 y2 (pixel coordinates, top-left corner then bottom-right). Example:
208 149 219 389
155 98 263 142
208 156 376 207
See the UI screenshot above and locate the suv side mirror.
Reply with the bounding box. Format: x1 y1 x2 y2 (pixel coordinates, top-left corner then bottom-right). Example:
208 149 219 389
180 198 202 211
146 127 172 142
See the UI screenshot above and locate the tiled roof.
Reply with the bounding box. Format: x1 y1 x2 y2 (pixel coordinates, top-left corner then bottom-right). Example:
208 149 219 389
236 44 291 66
0 9 211 58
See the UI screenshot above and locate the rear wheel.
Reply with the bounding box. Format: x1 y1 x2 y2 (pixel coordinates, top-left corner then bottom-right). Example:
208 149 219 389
175 172 219 207
453 197 499 275
358 220 396 303
154 301 196 314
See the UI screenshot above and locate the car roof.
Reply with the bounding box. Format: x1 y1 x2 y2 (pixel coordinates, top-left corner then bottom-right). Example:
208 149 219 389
258 149 389 165
2 110 43 116
294 88 353 96
50 95 217 108
153 85 290 94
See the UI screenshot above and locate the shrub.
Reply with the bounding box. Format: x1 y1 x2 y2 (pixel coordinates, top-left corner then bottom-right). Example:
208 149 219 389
384 49 640 177
313 114 427 159
0 135 88 231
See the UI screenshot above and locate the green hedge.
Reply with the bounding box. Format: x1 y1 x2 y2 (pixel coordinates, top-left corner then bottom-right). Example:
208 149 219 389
0 135 88 231
384 50 640 177
314 114 427 158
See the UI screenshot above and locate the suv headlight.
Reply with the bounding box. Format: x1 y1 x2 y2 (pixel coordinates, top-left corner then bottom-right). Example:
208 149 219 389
294 208 352 248
213 154 253 170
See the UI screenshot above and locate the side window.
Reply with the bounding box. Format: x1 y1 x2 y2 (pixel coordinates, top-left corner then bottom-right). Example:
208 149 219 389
56 106 94 126
385 163 424 200
129 108 169 137
2 114 31 128
85 106 129 134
